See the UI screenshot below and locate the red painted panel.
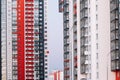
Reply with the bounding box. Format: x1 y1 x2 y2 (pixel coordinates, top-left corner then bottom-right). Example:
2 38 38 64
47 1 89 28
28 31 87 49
26 58 34 60
58 71 60 80
25 4 34 6
54 72 57 80
17 0 25 80
116 71 120 80
26 54 34 56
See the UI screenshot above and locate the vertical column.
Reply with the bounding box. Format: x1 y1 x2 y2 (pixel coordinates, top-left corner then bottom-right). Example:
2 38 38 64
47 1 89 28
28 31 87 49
110 0 120 80
39 0 45 79
1 0 7 79
17 0 25 80
44 0 48 79
0 0 1 79
25 0 34 79
7 0 12 79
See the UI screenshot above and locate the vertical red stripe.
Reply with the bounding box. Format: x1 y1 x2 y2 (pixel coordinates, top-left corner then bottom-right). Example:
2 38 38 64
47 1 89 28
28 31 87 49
25 0 34 79
54 72 57 80
17 0 25 80
58 71 60 80
116 71 120 80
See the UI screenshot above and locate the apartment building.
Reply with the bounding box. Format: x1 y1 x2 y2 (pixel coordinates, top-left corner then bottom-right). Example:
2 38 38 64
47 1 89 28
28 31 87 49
110 0 120 80
1 0 48 80
59 0 115 80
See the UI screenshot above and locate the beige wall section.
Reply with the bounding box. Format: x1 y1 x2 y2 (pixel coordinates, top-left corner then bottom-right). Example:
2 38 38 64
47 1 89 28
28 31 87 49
98 0 115 80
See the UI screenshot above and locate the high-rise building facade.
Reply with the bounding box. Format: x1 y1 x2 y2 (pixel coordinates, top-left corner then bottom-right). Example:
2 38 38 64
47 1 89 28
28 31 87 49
110 0 120 80
59 0 115 80
1 0 48 80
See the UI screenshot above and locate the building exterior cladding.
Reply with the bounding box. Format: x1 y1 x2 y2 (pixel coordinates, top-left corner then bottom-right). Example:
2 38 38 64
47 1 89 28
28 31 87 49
59 0 115 80
1 0 48 80
48 70 63 80
110 0 120 80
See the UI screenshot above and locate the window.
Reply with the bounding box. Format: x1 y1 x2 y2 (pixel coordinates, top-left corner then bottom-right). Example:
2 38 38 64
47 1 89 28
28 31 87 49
96 14 98 20
96 5 98 11
97 72 99 78
96 24 98 30
96 33 98 40
96 43 98 49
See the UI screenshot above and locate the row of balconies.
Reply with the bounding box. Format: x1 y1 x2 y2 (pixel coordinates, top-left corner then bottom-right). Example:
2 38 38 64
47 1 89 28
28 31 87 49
110 2 120 71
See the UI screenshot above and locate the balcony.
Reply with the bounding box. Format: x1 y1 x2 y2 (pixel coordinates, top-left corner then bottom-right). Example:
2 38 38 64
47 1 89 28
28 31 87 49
64 40 69 46
111 51 119 61
74 44 77 50
64 17 69 22
110 4 118 11
64 49 69 53
81 57 85 64
111 45 119 51
110 25 118 32
80 13 88 20
64 0 69 6
64 31 69 38
80 1 88 11
111 60 120 71
111 34 118 41
110 15 118 22
80 65 86 74
64 8 69 14
74 69 77 75
64 59 69 62
74 35 77 41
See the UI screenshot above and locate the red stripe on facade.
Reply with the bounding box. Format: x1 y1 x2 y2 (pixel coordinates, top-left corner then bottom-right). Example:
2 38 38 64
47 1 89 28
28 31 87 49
25 0 34 79
58 71 60 80
54 72 57 80
17 0 25 80
116 71 120 80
